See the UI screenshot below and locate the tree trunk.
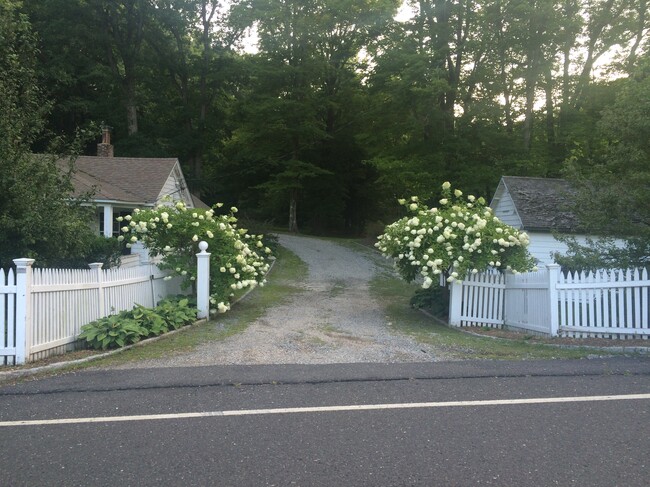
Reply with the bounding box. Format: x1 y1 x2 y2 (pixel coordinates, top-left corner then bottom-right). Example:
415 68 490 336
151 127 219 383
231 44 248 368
572 0 617 109
523 77 535 152
626 0 647 70
288 189 299 233
125 74 138 135
100 1 146 137
195 1 217 185
523 14 540 153
558 40 572 138
545 67 555 148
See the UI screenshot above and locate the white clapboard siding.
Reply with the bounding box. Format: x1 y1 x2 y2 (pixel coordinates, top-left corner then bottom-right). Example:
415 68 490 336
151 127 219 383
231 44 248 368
491 183 523 228
1 268 17 365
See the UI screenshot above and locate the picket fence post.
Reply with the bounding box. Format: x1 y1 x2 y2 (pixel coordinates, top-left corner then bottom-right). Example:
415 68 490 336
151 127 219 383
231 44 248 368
448 279 463 327
547 264 560 337
89 263 105 318
13 258 35 365
196 241 210 319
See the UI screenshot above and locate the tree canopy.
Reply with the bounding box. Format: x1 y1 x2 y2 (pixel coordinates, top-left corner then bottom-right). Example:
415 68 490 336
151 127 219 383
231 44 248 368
10 0 650 238
0 0 112 268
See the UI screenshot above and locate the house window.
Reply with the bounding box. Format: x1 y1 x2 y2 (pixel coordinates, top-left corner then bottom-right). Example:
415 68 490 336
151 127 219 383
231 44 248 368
98 209 132 237
115 210 133 255
97 210 106 236
113 210 132 237
97 209 132 255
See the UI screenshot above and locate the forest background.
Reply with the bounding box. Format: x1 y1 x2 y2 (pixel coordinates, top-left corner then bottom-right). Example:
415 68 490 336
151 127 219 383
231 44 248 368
7 0 650 242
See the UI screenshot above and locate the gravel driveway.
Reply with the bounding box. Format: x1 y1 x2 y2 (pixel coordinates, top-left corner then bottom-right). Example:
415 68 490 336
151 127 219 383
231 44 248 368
113 234 438 367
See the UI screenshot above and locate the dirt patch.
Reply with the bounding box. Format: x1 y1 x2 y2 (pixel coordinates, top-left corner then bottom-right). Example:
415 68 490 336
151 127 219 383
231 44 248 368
97 234 443 368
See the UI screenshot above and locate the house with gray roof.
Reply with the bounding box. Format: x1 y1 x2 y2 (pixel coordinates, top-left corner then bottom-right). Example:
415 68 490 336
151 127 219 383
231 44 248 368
69 128 208 239
490 176 591 264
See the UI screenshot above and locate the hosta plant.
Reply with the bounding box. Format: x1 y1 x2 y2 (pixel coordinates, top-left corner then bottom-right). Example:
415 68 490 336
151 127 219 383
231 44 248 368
155 297 198 330
78 311 145 350
132 304 169 337
78 299 198 349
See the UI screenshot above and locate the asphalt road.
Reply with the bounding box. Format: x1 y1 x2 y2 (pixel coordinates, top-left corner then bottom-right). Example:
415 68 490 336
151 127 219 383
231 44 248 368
1 357 650 486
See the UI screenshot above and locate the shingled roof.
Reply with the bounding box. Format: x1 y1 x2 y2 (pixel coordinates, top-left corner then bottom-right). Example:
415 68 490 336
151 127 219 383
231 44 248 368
492 176 579 231
69 156 180 205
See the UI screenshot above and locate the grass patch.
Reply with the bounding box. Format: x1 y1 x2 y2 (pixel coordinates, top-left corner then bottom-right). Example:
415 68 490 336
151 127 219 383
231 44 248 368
328 279 347 297
295 331 328 347
369 270 622 361
317 323 351 337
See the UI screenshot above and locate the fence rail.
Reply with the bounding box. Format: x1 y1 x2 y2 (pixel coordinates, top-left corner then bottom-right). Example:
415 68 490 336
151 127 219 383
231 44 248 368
1 259 185 365
451 271 505 327
557 268 649 338
449 265 650 338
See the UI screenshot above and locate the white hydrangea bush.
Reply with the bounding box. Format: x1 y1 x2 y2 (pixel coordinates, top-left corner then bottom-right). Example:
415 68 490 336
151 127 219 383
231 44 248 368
376 182 536 287
118 200 272 313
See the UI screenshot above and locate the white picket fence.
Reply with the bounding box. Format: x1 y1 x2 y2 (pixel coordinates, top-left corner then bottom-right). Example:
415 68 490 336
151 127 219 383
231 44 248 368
448 270 506 328
505 268 557 336
449 264 650 338
1 259 186 365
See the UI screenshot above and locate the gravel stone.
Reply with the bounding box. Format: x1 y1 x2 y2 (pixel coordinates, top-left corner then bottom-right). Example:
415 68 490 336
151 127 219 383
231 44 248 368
112 234 439 368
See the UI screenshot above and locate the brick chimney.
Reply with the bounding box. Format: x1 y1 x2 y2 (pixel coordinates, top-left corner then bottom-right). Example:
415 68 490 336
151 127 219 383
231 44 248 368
97 125 114 158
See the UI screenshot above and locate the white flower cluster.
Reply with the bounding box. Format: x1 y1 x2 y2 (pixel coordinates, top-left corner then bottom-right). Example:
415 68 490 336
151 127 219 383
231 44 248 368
118 199 273 312
375 183 534 286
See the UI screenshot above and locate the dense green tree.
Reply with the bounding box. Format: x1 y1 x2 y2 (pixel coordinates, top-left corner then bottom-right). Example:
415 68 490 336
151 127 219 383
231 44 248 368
555 55 650 269
564 61 650 238
553 236 650 272
0 1 106 267
90 0 150 136
23 0 138 152
12 0 650 240
21 0 108 147
221 0 398 233
364 0 649 203
145 0 244 188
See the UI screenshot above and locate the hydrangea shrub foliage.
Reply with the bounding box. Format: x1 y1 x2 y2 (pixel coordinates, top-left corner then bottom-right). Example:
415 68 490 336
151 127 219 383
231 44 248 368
376 182 536 288
118 200 272 313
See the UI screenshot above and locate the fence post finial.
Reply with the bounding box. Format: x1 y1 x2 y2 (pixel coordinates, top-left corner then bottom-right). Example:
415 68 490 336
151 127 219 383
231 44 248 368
196 241 210 319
